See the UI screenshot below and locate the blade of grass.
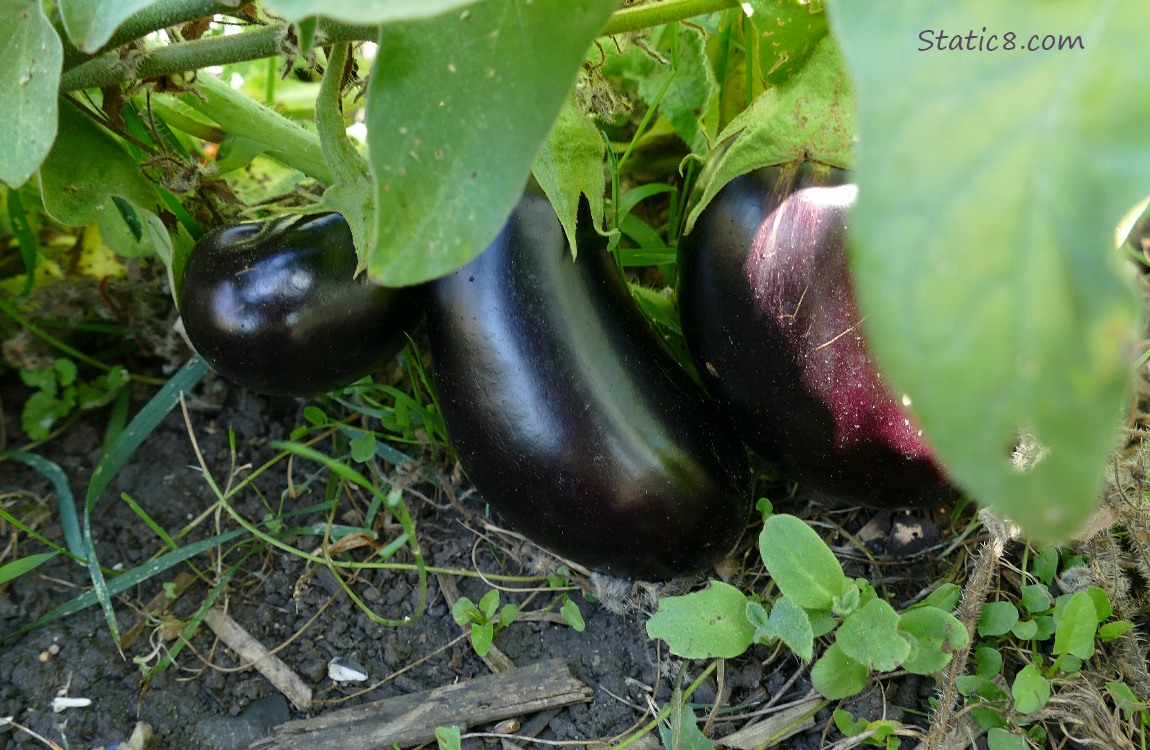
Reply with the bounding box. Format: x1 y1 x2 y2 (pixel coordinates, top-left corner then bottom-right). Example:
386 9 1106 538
3 450 84 558
82 356 209 646
6 187 39 296
2 526 245 642
0 552 58 586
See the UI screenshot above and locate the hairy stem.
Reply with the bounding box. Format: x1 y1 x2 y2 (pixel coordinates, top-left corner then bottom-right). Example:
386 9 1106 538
175 72 333 183
60 0 745 92
60 0 245 69
601 0 742 36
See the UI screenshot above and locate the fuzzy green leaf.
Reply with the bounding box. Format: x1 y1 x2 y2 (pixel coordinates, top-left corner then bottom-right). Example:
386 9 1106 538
533 93 607 257
761 596 814 661
810 643 868 700
830 0 1145 541
745 0 829 85
835 599 910 672
0 1 62 187
59 0 159 52
684 37 853 233
39 104 160 227
646 581 755 659
759 514 848 611
364 0 618 286
262 0 480 24
898 606 969 675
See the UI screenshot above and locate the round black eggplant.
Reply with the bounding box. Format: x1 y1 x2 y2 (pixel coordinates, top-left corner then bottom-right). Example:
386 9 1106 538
426 188 751 580
678 163 957 509
178 212 423 396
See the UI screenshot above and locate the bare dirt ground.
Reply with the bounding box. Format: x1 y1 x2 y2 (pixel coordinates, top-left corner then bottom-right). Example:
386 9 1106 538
0 369 963 750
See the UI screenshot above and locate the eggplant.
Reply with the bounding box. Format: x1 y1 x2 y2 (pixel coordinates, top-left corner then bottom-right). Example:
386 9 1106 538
426 186 751 580
178 212 423 396
677 163 957 508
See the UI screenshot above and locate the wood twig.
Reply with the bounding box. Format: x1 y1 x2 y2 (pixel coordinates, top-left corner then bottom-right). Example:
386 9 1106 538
202 607 314 712
249 658 592 750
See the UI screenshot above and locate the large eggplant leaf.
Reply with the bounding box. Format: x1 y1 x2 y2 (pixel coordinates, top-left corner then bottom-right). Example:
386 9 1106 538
830 0 1147 540
683 37 853 234
59 0 161 53
39 103 160 227
262 0 480 24
0 0 62 188
364 0 620 286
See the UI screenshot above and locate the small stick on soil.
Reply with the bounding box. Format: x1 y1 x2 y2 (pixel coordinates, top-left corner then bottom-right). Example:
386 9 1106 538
249 658 592 750
202 607 314 711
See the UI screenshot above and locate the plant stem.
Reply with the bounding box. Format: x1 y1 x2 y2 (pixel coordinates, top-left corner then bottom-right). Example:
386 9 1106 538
60 0 245 69
60 1 744 93
175 71 334 183
601 0 742 36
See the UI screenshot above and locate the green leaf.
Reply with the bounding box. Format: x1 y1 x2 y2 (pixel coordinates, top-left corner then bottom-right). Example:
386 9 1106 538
436 725 462 750
836 599 910 672
451 596 477 626
0 0 62 188
987 728 1030 750
833 709 870 738
830 0 1145 541
684 37 853 233
533 93 607 256
637 25 718 155
974 646 1003 678
561 599 586 632
478 588 500 619
1098 620 1134 641
364 0 618 286
1053 591 1097 660
262 0 481 24
917 583 962 612
59 0 160 52
810 642 868 700
1031 547 1060 585
1011 664 1051 715
349 433 376 463
898 607 969 675
0 552 57 586
745 0 829 85
1011 619 1039 641
39 104 160 227
758 514 848 611
646 581 755 659
1019 584 1053 615
470 620 494 656
977 601 1019 637
97 204 172 261
1106 681 1147 720
761 596 814 661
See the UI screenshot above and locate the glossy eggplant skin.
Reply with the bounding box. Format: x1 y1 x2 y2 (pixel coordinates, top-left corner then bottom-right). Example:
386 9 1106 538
427 188 751 580
178 212 423 396
678 163 957 509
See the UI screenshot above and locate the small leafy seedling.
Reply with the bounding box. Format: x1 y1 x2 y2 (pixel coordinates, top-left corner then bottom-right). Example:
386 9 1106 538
646 505 969 701
452 589 519 658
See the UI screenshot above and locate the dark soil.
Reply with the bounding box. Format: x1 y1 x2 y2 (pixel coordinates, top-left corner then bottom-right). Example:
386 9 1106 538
0 370 956 750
